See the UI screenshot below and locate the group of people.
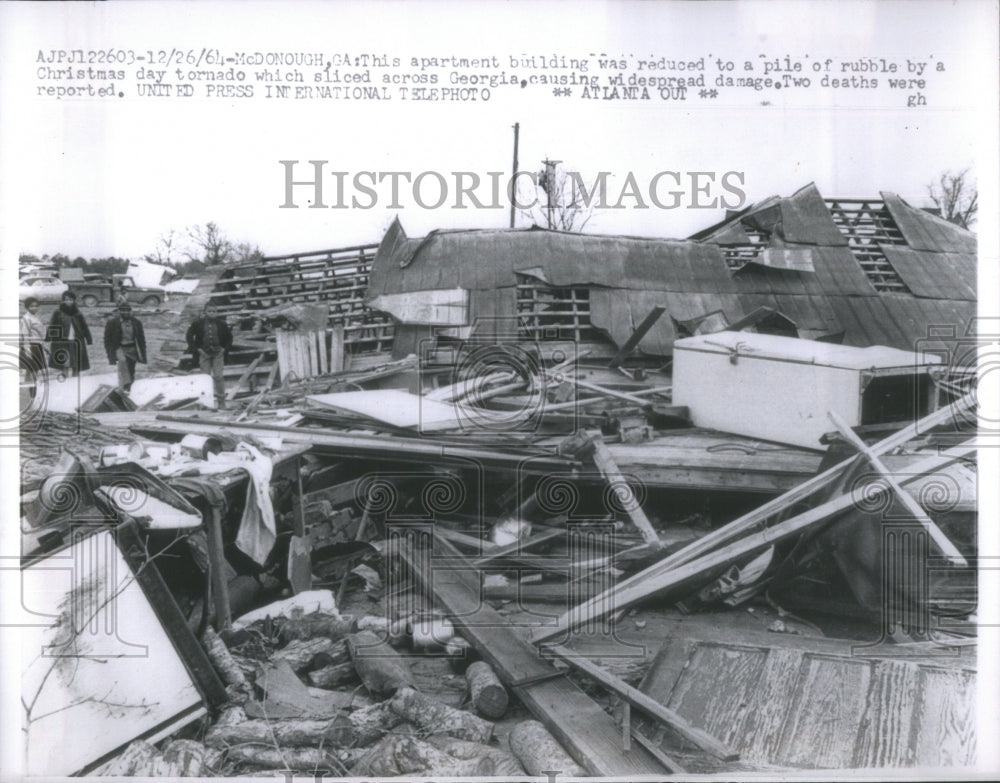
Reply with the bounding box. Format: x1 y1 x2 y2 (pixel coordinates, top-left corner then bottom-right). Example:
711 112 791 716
20 292 232 407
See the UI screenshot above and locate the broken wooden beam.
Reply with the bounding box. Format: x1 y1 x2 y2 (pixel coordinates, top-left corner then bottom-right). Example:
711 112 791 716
585 433 661 546
532 439 976 644
541 643 738 761
148 414 577 473
827 410 966 566
608 305 667 368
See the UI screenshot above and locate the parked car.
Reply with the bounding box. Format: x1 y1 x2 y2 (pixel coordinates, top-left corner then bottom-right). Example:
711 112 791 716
18 276 68 302
68 274 166 307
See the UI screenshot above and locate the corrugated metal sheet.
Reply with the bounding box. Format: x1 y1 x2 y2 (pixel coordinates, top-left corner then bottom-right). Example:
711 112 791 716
368 185 977 358
881 192 978 254
882 246 976 300
779 183 848 246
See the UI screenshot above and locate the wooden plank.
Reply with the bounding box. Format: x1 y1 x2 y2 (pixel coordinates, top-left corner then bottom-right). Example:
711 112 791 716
306 389 462 432
608 306 667 368
470 527 565 568
661 642 768 752
531 441 976 644
731 647 804 765
226 354 263 401
274 330 289 381
329 324 345 373
911 666 977 767
145 416 578 473
543 644 738 760
316 330 327 375
512 677 665 776
573 378 650 406
852 659 920 767
588 436 661 546
827 410 966 566
775 655 872 768
612 392 973 575
396 534 665 776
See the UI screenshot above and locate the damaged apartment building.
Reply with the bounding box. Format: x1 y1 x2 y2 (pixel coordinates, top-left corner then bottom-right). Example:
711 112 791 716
17 183 979 777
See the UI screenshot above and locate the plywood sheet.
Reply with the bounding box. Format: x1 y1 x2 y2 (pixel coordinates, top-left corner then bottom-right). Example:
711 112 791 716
639 633 976 771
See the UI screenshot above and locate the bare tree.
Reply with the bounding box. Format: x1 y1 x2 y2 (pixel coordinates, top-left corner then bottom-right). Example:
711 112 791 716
232 241 264 264
144 229 180 266
928 169 977 229
518 160 595 232
186 221 234 265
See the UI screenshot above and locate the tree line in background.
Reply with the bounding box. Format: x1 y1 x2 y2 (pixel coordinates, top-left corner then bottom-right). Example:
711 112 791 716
19 221 263 276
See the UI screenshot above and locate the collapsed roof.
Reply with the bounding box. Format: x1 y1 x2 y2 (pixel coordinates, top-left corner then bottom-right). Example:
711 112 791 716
367 183 976 359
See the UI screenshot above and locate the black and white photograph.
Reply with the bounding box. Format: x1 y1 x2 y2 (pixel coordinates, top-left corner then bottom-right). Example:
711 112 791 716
1 1 997 779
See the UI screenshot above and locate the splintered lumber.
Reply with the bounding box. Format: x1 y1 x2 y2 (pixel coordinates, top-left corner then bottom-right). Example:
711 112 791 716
326 701 403 748
637 392 976 575
542 644 738 760
389 687 494 743
427 736 526 775
827 410 966 566
226 354 263 401
347 630 415 698
588 434 661 546
532 439 976 644
277 614 357 643
273 636 347 672
201 627 249 689
508 720 588 777
225 745 348 772
465 661 509 719
396 533 665 776
350 734 492 777
608 305 667 368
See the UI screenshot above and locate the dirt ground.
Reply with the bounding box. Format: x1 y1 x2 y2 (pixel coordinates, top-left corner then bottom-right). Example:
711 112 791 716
30 293 191 378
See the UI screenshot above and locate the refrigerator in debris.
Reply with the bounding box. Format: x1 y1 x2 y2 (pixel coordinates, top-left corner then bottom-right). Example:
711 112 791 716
671 332 944 449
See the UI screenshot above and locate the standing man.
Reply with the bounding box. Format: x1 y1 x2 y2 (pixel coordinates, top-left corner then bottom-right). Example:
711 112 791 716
186 302 233 409
104 298 147 392
47 290 92 377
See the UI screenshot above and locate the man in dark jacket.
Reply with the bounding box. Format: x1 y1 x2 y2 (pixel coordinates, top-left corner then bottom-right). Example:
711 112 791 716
47 291 92 376
186 302 233 408
104 299 147 392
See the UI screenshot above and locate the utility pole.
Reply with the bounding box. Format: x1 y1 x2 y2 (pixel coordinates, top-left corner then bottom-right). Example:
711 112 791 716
510 122 519 228
540 158 558 229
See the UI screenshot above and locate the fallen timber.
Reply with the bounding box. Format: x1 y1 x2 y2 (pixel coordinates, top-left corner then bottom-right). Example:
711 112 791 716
133 414 578 473
532 438 976 645
532 392 977 644
394 531 669 776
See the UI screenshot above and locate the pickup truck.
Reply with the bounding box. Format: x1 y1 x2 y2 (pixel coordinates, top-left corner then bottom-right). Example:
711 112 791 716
67 274 166 308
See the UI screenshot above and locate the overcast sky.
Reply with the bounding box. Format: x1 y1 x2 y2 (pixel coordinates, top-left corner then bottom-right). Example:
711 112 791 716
0 0 995 262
